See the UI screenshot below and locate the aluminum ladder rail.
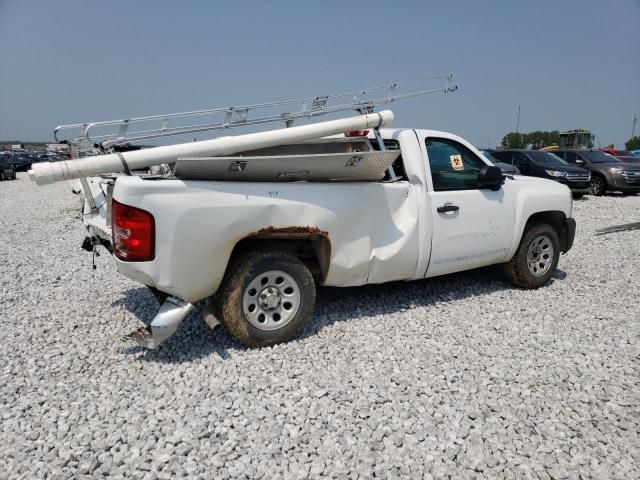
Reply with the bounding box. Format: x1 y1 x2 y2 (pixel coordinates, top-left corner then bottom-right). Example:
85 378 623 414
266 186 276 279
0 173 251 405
54 75 458 149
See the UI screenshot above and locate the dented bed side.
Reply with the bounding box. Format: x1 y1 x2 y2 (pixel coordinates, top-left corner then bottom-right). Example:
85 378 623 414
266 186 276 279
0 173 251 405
113 176 421 303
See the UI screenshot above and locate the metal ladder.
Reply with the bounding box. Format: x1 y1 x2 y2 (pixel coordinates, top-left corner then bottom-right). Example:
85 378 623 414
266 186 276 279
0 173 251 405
54 75 458 149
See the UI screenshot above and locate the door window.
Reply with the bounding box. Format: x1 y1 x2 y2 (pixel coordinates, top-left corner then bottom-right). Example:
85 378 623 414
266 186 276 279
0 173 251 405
491 151 511 163
512 152 529 167
425 138 488 191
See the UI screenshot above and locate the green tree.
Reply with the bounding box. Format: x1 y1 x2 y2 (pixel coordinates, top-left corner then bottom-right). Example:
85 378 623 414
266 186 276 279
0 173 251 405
625 136 640 150
501 132 525 148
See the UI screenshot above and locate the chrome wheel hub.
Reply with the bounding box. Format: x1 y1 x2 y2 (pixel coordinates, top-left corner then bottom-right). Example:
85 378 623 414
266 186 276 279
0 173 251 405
258 287 281 310
242 270 301 331
527 235 554 277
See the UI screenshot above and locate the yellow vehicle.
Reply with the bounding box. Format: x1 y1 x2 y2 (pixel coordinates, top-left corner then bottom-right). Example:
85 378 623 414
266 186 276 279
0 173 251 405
540 144 559 152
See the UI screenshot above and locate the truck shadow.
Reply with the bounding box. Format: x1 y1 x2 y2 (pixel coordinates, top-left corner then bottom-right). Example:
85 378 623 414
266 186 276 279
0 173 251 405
115 266 567 363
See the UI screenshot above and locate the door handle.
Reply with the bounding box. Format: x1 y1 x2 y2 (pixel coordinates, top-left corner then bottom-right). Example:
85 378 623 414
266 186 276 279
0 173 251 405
437 203 460 214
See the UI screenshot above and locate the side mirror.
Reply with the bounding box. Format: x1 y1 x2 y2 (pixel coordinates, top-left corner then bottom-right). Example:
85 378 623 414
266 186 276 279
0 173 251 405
478 165 505 190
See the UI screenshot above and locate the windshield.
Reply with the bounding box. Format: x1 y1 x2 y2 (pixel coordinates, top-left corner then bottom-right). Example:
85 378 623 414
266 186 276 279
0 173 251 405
527 151 568 167
581 151 619 163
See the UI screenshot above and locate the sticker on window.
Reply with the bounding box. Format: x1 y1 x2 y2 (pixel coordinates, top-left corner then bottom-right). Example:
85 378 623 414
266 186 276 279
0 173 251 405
450 154 464 171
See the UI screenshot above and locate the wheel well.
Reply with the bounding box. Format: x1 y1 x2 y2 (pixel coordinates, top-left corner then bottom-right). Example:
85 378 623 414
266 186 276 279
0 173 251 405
591 172 606 183
229 229 331 283
525 211 565 237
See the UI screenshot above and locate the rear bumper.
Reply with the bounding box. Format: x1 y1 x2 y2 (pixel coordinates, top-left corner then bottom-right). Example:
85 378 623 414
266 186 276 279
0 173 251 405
561 218 576 253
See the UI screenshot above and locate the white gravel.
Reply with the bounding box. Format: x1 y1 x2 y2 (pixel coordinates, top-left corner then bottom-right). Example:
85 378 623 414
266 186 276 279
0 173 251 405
1 173 638 479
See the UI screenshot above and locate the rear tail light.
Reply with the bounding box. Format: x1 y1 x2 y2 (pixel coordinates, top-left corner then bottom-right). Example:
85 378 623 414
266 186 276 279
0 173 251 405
112 199 155 261
345 129 369 137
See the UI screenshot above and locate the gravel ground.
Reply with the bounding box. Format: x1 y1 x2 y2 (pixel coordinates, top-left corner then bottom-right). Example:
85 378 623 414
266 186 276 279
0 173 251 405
0 173 638 480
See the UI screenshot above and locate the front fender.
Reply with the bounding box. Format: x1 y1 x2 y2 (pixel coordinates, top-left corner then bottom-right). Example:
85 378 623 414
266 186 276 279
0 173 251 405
507 178 573 259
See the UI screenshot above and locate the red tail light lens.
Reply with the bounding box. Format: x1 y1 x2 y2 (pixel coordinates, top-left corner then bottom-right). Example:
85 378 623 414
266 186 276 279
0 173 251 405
112 199 155 261
345 129 370 137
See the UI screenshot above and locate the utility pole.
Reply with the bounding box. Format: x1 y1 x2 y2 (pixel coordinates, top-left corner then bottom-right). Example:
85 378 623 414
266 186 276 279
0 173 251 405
515 105 521 148
633 113 637 139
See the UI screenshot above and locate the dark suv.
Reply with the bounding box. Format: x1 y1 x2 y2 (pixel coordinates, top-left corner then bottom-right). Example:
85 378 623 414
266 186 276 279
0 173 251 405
491 149 591 198
0 155 17 181
554 149 640 196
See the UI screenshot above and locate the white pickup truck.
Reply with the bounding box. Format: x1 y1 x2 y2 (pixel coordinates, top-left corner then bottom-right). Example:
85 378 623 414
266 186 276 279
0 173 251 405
32 110 576 349
106 128 575 348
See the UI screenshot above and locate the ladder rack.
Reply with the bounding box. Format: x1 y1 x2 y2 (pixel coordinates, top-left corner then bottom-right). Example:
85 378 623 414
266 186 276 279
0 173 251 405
54 75 457 149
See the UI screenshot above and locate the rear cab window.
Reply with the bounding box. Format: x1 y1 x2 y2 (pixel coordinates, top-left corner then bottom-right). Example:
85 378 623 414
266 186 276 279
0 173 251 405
370 138 407 181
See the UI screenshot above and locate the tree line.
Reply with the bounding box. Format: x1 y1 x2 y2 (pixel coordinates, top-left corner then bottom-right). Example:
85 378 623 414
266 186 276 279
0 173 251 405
626 136 640 150
501 131 640 151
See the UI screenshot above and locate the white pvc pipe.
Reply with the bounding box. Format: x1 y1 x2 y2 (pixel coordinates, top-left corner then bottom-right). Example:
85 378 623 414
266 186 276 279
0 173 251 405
30 110 394 185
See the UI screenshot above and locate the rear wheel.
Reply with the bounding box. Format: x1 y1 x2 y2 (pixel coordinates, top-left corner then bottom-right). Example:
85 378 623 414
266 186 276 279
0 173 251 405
0 171 5 181
503 223 561 289
217 251 316 347
589 176 606 196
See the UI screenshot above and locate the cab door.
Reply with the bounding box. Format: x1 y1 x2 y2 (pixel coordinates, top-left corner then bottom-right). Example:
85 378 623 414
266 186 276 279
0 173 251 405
422 136 515 277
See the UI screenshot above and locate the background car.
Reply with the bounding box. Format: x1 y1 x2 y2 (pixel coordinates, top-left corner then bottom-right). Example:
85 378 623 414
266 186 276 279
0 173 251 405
7 153 35 172
554 149 640 196
0 155 17 180
598 147 640 164
491 149 590 198
478 149 521 174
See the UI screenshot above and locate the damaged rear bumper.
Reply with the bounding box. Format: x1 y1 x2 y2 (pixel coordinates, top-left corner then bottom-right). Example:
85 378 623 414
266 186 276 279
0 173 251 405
123 296 194 349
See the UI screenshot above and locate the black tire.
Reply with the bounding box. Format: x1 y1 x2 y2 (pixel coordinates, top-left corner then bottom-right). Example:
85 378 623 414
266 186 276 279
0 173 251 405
503 223 561 289
217 251 316 347
572 193 585 199
588 175 606 196
0 171 5 181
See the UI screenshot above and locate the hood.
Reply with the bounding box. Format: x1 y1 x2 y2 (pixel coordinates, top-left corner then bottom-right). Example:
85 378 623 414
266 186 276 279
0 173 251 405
543 164 590 174
591 161 640 171
618 156 640 164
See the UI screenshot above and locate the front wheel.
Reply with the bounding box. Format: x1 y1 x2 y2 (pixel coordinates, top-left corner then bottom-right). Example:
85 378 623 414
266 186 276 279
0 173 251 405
589 176 606 196
0 171 5 181
217 251 316 347
503 223 561 289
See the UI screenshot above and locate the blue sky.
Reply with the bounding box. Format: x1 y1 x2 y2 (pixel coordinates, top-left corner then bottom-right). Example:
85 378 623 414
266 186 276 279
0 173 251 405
1 0 638 148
